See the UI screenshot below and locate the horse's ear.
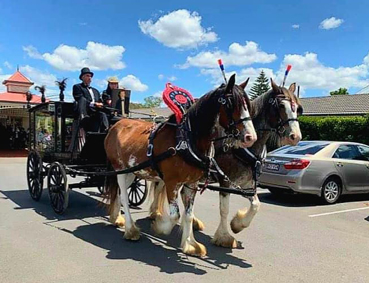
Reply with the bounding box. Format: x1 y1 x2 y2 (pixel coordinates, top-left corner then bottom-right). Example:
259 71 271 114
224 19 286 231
239 77 250 90
270 78 279 94
225 74 236 93
289 82 296 94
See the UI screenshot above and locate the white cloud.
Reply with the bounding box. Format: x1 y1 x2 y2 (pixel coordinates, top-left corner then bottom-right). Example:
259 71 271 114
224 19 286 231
158 74 177 81
275 52 369 93
20 65 57 87
138 9 218 49
23 41 126 71
179 41 277 69
4 61 12 70
319 17 344 30
0 74 12 92
292 24 300 29
364 52 369 65
120 75 148 92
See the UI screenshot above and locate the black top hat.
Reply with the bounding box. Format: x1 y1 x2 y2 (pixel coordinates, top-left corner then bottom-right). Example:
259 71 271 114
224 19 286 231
79 67 94 80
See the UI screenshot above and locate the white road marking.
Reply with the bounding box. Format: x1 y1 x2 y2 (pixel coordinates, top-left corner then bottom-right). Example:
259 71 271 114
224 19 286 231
309 206 369 218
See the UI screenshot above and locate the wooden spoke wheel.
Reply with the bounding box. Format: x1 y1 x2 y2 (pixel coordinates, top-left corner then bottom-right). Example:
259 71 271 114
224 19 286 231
27 150 44 201
47 162 69 214
128 177 148 207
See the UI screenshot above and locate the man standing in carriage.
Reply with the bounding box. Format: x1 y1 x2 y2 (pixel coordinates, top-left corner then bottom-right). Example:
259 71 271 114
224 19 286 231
72 67 109 132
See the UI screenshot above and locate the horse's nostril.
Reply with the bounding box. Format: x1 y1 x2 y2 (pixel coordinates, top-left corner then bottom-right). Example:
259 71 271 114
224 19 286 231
290 134 296 141
245 134 253 142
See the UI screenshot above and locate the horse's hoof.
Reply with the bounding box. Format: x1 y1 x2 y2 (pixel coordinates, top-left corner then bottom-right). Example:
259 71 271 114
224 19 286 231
182 241 207 257
230 213 245 234
211 234 238 248
115 215 125 228
193 217 205 231
124 225 140 241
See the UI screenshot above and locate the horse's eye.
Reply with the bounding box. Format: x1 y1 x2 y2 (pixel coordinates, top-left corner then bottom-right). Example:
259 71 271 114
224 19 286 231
279 104 285 109
297 106 303 115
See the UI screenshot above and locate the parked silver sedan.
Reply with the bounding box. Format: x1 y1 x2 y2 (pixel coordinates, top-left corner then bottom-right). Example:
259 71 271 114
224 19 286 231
258 141 369 204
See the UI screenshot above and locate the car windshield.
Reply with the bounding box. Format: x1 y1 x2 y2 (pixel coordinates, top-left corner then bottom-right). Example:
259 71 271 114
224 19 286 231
271 142 330 155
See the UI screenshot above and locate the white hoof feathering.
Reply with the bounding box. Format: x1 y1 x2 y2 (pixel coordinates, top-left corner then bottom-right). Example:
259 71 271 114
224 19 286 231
182 240 207 257
192 217 205 231
211 232 238 248
152 215 176 235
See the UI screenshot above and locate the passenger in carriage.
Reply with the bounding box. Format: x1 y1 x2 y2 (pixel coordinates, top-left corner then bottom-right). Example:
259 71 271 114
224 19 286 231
101 76 119 107
72 67 109 132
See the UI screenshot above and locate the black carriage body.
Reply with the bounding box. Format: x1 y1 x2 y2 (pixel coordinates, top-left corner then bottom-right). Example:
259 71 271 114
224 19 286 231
26 100 148 214
28 101 106 165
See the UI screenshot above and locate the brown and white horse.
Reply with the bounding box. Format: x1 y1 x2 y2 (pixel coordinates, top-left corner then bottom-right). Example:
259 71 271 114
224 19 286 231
104 74 257 256
151 79 303 249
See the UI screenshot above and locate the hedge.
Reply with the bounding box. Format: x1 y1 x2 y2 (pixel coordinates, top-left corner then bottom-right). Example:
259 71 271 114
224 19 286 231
298 115 369 145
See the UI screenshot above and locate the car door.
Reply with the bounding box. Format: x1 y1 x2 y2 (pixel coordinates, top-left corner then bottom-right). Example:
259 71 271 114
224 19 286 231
332 144 369 191
356 145 369 190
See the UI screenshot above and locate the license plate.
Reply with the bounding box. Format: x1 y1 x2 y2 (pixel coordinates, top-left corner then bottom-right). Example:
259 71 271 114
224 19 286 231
265 163 280 171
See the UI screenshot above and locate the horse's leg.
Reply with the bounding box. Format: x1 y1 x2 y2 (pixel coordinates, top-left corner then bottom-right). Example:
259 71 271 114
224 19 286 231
211 192 238 248
149 181 165 220
152 181 180 235
107 175 125 227
117 173 140 240
181 183 206 257
230 194 261 234
180 188 204 231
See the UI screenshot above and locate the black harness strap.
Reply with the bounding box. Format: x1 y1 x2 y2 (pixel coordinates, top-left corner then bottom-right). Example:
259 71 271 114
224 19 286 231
66 147 176 177
147 122 167 179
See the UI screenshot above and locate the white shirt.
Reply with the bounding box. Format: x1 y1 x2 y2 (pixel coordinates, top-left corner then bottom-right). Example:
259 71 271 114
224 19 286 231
87 87 95 103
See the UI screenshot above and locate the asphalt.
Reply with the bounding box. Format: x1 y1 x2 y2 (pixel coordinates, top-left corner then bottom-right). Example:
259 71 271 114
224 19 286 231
1 158 369 283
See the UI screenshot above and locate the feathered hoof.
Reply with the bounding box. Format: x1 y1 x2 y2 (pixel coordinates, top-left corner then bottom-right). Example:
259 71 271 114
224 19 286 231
211 233 238 248
193 217 205 231
114 215 125 228
124 224 140 241
151 215 174 235
149 211 161 220
230 213 245 234
182 240 207 257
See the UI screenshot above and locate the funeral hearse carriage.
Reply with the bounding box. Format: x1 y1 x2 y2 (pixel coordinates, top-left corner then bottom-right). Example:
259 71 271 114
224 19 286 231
26 89 148 214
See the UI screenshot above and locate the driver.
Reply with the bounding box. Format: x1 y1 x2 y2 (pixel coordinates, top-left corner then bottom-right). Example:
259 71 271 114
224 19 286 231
72 67 109 132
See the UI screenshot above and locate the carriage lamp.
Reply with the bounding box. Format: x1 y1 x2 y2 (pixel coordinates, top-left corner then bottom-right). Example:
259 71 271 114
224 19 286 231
26 91 33 109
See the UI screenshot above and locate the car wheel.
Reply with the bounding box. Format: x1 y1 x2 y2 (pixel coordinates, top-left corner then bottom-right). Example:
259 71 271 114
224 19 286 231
321 177 341 204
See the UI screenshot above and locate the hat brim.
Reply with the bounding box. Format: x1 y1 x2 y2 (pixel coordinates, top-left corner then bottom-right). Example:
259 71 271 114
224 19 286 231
79 72 94 80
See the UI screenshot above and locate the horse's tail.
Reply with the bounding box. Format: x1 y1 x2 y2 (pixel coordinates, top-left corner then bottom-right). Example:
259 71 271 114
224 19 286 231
103 163 119 215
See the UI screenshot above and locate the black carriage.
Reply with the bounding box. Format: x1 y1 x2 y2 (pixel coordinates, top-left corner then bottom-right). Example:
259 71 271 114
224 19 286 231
26 98 148 214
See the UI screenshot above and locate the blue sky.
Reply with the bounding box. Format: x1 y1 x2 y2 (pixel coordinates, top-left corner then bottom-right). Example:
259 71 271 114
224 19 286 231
1 0 369 102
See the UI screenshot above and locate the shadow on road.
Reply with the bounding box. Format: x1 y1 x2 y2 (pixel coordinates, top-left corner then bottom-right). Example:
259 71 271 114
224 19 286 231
1 188 252 274
258 189 369 208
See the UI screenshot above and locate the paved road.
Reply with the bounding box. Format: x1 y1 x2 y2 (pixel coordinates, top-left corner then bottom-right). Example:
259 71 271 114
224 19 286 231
1 158 369 283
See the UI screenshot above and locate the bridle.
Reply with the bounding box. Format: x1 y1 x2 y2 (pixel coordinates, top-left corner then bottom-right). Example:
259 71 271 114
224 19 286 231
259 94 302 135
215 87 252 141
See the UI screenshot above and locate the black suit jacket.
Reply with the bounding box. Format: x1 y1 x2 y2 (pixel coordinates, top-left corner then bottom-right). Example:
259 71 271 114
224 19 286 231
72 83 102 104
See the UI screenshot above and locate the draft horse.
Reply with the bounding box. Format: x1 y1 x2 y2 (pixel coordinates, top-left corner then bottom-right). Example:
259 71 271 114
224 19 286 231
105 74 257 256
151 79 303 249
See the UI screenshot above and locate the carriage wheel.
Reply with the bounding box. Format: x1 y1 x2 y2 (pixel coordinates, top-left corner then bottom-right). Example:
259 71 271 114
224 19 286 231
27 150 44 201
128 177 148 207
47 162 69 214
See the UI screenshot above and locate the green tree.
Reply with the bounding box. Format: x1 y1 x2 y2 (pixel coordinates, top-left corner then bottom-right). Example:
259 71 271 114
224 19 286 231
249 70 270 100
330 88 349 95
143 96 162 108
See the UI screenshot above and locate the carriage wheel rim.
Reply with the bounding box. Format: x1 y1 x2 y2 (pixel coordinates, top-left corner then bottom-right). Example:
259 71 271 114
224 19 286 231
128 178 147 206
27 151 43 200
48 163 68 214
324 181 339 201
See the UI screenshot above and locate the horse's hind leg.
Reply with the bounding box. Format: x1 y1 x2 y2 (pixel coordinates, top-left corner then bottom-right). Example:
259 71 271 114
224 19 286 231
211 192 238 248
180 188 204 231
152 181 180 235
107 176 125 227
117 173 140 240
230 194 261 234
181 183 206 257
149 181 165 220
